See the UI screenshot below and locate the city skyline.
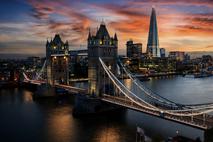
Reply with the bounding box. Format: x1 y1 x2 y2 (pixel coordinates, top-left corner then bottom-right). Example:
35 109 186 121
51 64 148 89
0 0 213 57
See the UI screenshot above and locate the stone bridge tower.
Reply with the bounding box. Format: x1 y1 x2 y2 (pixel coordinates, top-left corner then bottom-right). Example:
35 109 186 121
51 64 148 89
46 34 70 85
88 23 118 96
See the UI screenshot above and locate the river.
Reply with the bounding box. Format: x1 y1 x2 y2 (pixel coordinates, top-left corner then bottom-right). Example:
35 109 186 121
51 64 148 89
0 76 212 142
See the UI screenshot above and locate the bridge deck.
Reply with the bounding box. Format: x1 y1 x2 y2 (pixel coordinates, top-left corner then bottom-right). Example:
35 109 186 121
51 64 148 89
23 80 87 94
55 84 87 94
101 95 213 130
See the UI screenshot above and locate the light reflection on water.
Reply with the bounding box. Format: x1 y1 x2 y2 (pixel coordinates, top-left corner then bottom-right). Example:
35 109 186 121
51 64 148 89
95 126 121 142
123 79 132 90
23 91 33 103
45 106 73 142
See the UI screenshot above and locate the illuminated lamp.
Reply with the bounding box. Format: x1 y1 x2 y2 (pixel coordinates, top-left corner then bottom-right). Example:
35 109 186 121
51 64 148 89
108 65 111 70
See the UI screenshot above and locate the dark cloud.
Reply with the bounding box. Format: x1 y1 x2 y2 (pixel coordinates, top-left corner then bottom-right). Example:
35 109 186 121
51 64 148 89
205 45 213 49
193 17 213 25
27 0 94 44
131 0 213 8
176 25 213 33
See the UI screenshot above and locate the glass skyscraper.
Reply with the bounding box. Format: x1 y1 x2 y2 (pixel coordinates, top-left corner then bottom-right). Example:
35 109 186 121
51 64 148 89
147 8 161 57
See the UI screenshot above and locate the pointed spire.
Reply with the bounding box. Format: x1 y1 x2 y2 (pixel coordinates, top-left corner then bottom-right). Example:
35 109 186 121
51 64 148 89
65 40 69 45
114 33 118 41
101 19 105 25
88 28 91 40
152 5 155 9
96 23 110 39
148 7 158 46
53 34 61 41
46 39 49 46
147 7 160 57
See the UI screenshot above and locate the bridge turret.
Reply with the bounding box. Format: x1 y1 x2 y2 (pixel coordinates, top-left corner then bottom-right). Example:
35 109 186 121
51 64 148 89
114 33 118 41
88 28 91 40
46 40 49 46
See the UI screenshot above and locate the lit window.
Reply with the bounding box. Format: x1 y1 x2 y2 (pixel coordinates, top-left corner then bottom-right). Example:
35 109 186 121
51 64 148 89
100 40 103 45
109 65 111 70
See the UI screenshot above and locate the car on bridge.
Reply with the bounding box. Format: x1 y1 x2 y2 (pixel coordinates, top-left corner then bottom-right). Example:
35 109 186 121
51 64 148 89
160 110 164 118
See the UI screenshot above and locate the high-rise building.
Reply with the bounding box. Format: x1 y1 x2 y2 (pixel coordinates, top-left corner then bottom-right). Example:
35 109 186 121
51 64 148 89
88 23 118 96
160 48 166 58
126 40 142 59
169 51 185 61
46 34 70 85
184 54 190 62
146 8 160 57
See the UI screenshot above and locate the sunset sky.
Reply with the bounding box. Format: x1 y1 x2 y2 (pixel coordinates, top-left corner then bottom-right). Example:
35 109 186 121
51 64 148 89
0 0 213 57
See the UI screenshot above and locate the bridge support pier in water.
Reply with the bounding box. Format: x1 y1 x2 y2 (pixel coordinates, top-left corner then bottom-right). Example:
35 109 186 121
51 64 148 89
72 94 123 117
204 128 213 142
33 83 56 100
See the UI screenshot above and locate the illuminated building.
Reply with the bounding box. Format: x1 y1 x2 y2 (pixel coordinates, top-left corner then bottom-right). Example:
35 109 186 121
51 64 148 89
126 40 142 59
46 34 70 85
169 51 185 61
146 8 160 57
88 23 118 96
160 48 166 58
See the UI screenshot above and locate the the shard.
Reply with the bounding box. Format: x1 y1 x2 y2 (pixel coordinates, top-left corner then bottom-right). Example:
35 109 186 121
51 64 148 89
146 8 160 57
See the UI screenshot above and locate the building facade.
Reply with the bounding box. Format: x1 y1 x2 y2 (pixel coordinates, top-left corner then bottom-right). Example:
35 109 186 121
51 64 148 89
169 51 185 61
126 40 142 59
88 23 118 96
46 34 70 85
160 48 166 58
69 50 88 78
146 8 160 58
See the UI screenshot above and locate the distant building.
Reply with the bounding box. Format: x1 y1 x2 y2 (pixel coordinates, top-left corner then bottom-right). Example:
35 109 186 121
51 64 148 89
69 49 88 57
126 40 142 59
146 8 160 57
69 49 88 78
88 23 118 96
184 53 190 62
26 56 42 70
27 57 41 64
202 55 212 63
160 48 166 58
169 51 185 61
46 34 70 85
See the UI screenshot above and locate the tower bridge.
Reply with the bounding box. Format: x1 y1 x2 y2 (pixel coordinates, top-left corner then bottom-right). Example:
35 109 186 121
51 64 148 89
21 22 213 133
